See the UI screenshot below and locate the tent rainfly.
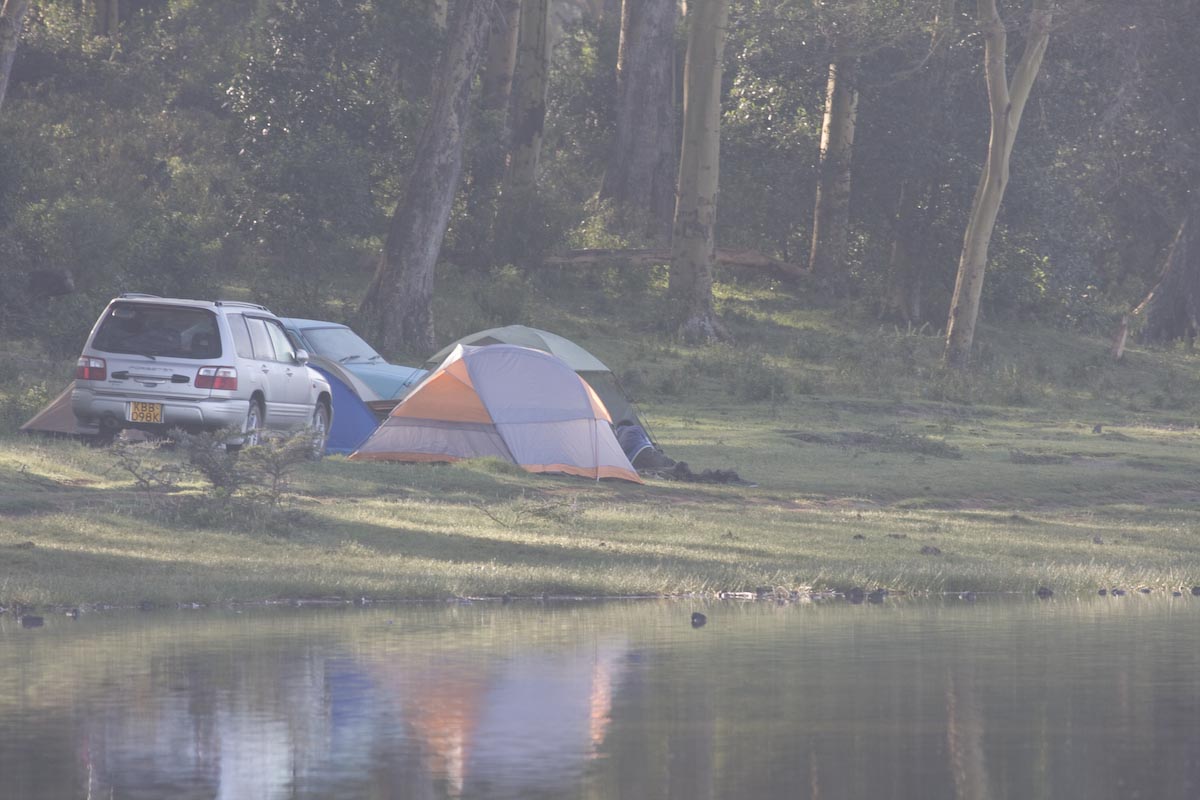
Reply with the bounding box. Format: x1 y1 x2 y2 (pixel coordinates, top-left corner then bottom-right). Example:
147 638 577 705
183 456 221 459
423 325 647 437
350 344 641 483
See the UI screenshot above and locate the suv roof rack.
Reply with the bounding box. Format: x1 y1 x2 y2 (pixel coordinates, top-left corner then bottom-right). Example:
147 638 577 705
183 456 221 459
118 292 162 299
214 299 271 312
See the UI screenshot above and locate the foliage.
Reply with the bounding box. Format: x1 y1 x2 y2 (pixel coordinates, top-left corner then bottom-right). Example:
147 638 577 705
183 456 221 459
0 0 1196 363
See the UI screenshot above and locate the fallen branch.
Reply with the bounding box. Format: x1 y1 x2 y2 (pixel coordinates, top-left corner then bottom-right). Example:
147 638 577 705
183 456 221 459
541 248 806 280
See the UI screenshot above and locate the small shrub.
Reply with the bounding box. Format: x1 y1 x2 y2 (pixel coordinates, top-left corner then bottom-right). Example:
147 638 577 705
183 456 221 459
110 439 184 492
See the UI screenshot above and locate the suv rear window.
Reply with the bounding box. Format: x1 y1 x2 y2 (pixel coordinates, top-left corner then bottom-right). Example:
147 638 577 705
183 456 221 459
91 303 222 359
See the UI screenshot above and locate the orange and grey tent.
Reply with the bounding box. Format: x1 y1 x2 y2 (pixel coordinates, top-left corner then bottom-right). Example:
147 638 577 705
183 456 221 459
349 344 641 483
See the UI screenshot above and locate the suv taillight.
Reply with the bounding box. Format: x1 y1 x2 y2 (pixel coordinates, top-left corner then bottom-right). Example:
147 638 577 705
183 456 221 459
196 366 238 391
75 356 106 381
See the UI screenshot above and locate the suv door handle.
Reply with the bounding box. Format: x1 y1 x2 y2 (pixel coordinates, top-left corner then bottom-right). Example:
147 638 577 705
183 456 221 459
260 365 270 374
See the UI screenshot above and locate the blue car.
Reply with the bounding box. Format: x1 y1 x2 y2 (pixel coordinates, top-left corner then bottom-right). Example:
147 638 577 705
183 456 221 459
280 318 426 401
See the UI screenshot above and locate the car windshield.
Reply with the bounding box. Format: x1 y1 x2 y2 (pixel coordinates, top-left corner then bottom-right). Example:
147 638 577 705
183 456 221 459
302 326 383 363
91 303 221 359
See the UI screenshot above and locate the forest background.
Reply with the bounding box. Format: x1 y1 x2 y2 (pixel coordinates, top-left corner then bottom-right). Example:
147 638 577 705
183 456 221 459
0 0 1196 370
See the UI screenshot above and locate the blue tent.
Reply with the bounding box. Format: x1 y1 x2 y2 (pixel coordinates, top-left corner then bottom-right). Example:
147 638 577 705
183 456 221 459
309 364 381 455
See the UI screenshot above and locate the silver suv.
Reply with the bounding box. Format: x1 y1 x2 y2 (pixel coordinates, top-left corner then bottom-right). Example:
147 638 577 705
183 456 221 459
71 294 333 452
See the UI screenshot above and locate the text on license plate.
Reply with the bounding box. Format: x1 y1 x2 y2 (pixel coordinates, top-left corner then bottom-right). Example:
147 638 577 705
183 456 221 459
128 402 163 424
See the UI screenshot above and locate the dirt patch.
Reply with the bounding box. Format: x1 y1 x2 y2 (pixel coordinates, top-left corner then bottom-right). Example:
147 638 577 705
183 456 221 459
779 429 963 459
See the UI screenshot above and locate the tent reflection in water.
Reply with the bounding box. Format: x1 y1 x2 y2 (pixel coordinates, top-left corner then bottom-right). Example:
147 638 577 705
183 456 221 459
349 344 642 483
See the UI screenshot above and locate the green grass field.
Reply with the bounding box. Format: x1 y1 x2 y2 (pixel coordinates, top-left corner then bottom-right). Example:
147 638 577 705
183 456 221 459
3 274 1200 609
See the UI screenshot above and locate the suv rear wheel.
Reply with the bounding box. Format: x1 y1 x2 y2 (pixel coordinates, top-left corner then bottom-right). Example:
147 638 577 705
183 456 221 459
308 402 330 460
228 400 264 453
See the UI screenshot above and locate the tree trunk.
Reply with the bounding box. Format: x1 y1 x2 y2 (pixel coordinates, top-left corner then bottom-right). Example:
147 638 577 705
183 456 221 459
943 0 1053 369
91 0 119 36
462 0 521 267
1138 202 1200 344
359 0 495 356
599 0 678 243
884 0 957 324
480 0 521 112
668 0 729 343
808 56 859 285
0 0 30 115
885 182 925 323
503 0 551 195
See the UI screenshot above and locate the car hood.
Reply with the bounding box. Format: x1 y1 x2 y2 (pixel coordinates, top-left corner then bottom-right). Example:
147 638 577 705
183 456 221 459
343 362 427 399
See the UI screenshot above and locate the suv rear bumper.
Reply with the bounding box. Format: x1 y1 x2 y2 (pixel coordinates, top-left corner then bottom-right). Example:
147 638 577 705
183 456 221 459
71 386 250 434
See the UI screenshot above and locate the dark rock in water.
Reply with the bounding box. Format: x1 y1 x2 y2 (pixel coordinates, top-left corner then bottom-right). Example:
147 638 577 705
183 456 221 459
1138 587 1152 594
852 533 866 540
920 545 942 556
755 586 772 599
1035 586 1054 599
1098 588 1107 596
867 589 887 604
1112 588 1126 596
1192 586 1200 597
846 587 866 604
691 612 707 628
19 615 44 628
1173 590 1183 597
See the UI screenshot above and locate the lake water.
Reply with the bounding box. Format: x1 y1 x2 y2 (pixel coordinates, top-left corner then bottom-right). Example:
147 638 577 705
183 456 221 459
1 596 1197 799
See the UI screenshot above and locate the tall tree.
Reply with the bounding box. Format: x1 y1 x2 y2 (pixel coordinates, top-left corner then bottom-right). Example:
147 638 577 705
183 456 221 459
598 0 678 242
669 0 730 342
883 0 958 324
808 0 862 285
0 0 30 115
359 0 495 355
93 0 120 36
503 0 551 195
480 0 521 112
943 0 1053 368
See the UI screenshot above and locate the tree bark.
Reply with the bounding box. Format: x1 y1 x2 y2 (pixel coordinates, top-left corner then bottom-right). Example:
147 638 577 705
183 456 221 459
669 0 730 343
0 0 30 115
480 0 521 112
503 0 551 195
359 0 495 356
1138 202 1200 344
91 0 119 36
808 55 859 285
599 0 678 242
943 0 1053 369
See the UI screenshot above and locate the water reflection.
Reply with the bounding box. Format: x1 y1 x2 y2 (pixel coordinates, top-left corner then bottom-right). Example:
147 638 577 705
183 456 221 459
1 597 1198 799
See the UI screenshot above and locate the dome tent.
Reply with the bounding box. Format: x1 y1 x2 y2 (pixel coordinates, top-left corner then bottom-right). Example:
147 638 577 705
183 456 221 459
423 325 647 436
351 344 642 483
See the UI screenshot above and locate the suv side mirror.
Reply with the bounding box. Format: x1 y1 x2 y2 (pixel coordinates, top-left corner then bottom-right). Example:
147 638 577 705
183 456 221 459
294 348 309 365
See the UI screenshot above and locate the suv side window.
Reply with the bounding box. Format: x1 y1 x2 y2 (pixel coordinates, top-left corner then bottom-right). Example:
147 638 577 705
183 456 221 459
227 314 255 359
265 319 297 363
244 317 276 361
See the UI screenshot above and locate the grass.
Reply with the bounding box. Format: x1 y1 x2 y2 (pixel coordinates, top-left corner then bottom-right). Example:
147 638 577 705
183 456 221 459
3 272 1200 609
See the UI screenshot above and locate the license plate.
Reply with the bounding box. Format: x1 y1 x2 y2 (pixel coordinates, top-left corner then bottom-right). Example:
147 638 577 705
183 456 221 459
128 401 163 424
